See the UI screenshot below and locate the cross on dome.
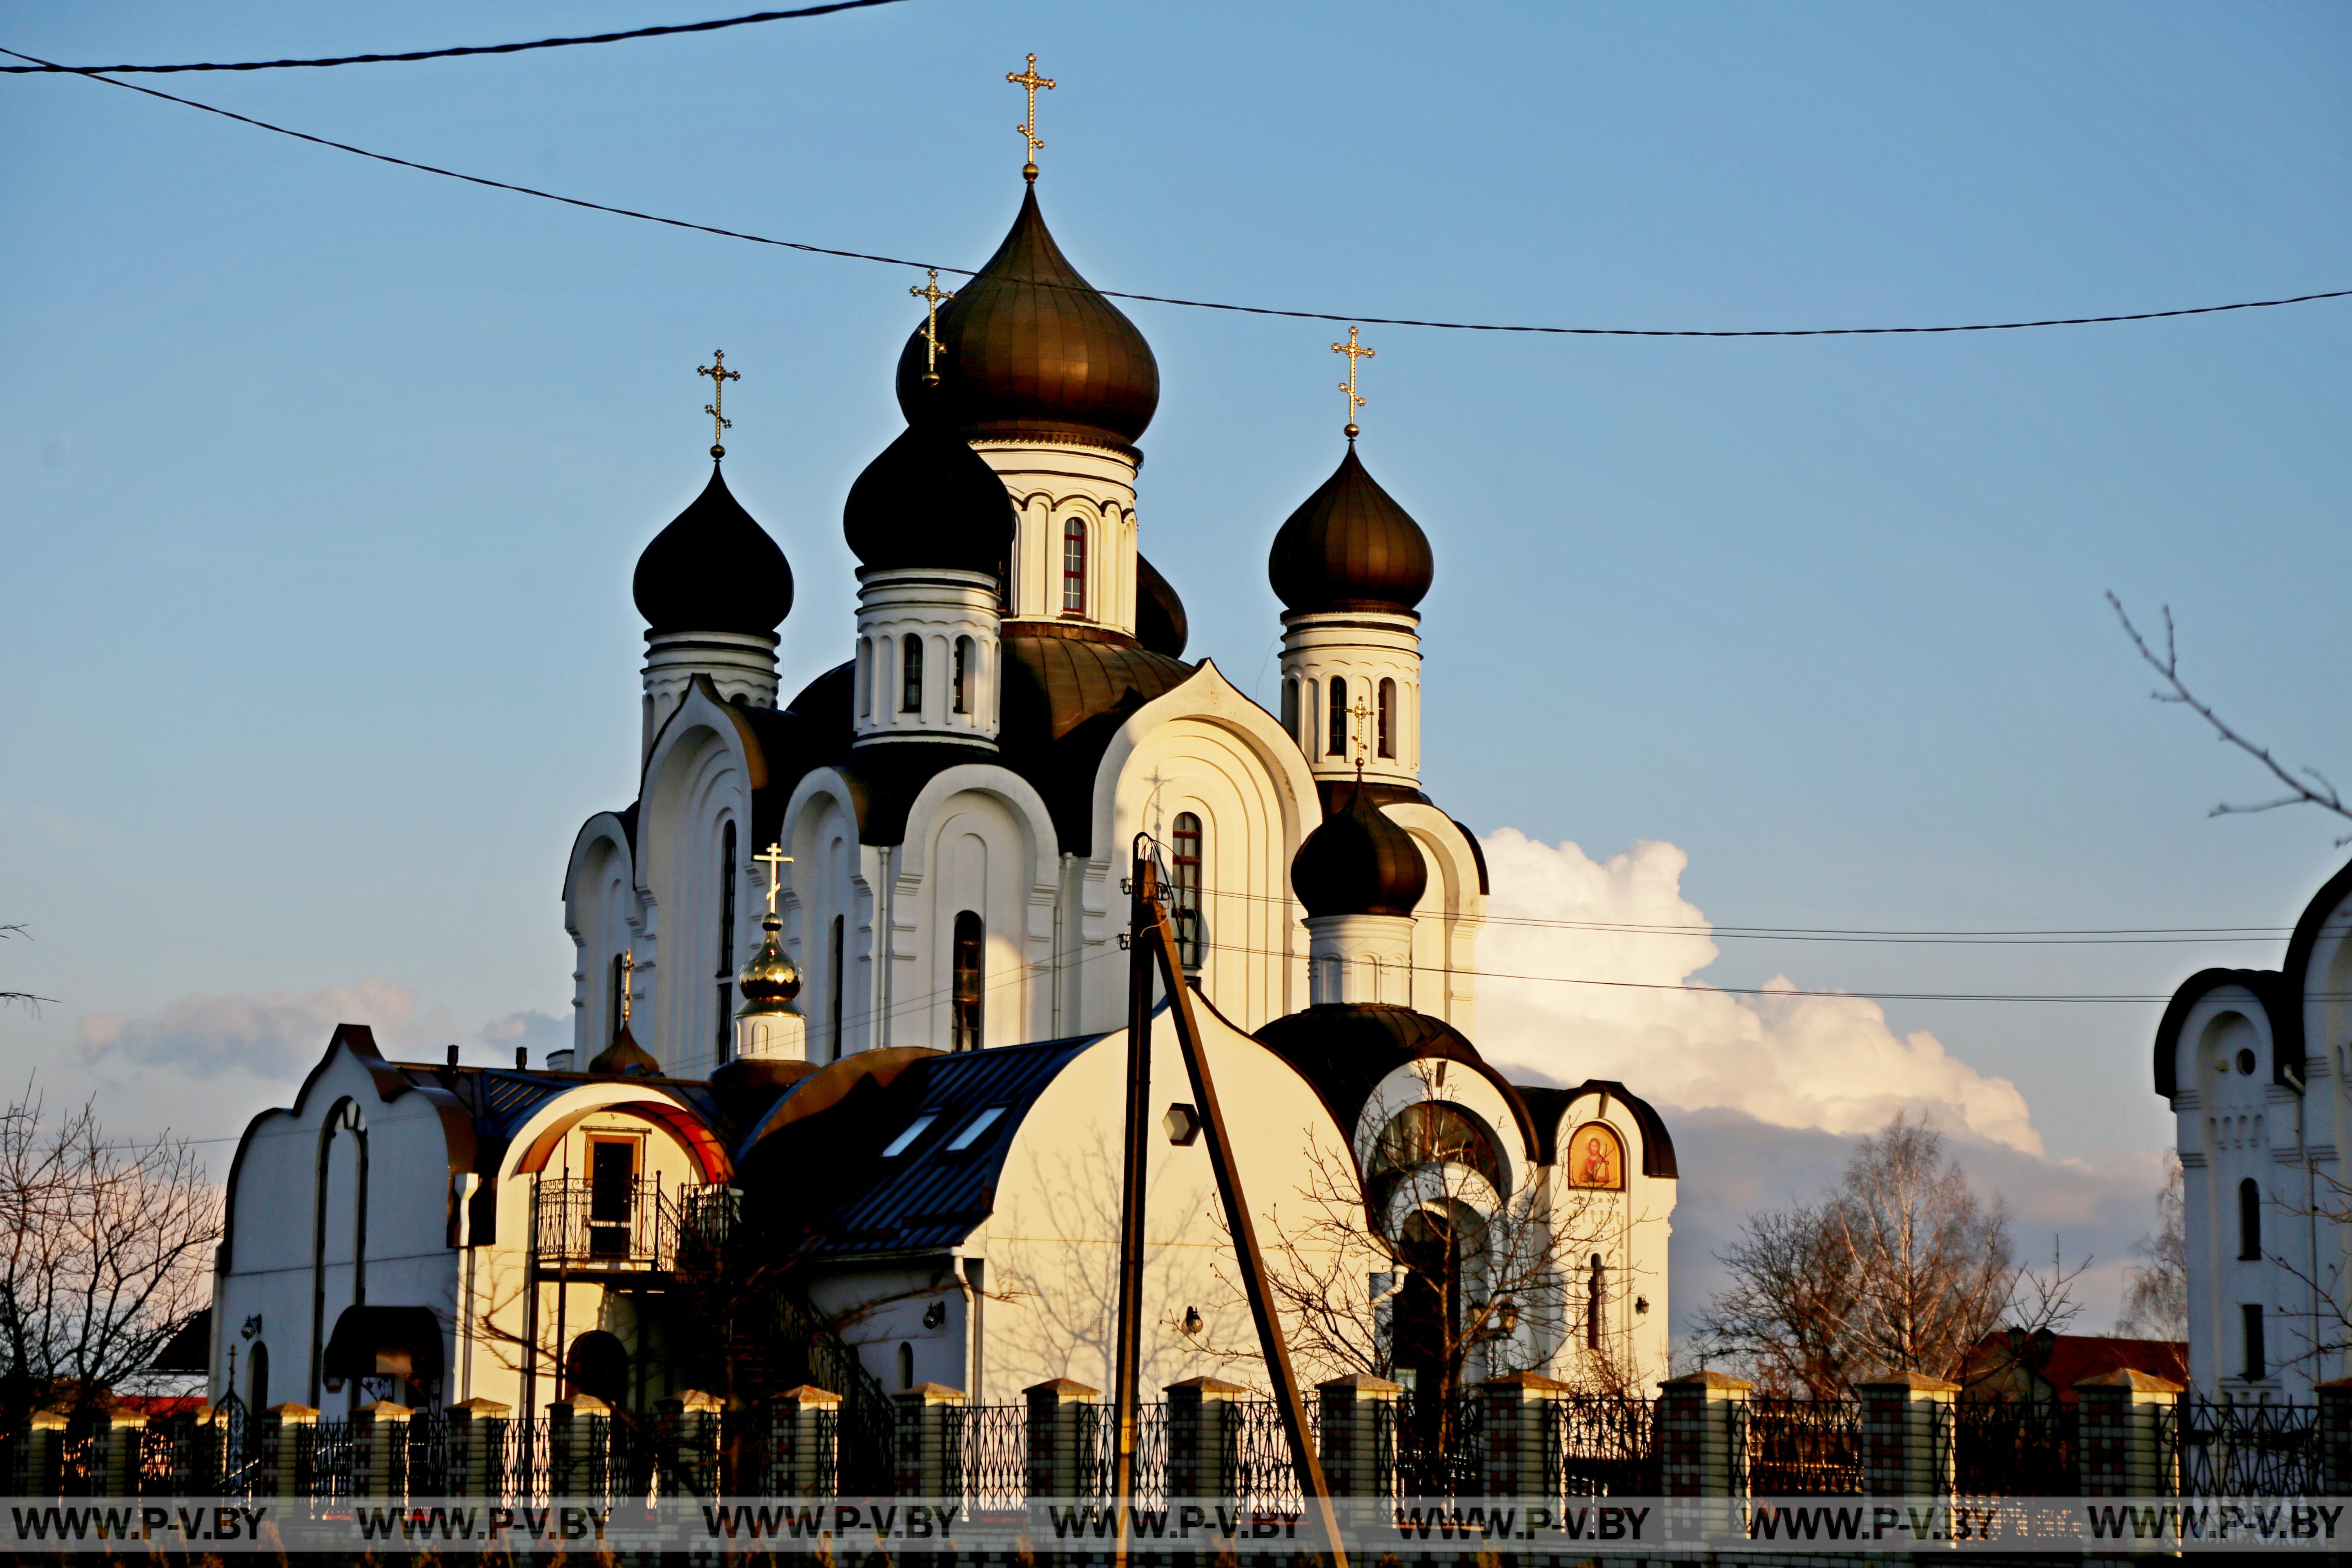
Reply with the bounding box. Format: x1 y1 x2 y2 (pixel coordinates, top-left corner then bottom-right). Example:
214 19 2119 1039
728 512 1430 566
909 270 956 385
1008 53 1055 181
754 841 792 917
699 350 740 458
1332 325 1374 441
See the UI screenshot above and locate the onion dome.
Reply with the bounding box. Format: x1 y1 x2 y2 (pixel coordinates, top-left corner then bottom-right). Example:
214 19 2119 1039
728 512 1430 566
1268 445 1433 615
1135 553 1189 659
735 913 802 1015
588 1020 661 1078
1292 785 1428 918
893 185 1159 450
842 400 1018 574
633 463 795 636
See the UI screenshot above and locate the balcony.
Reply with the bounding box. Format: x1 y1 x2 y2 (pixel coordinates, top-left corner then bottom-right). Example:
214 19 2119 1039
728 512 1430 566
530 1178 735 1274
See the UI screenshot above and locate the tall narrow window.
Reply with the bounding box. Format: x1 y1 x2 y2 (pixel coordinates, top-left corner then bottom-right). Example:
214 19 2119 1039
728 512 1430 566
1062 517 1087 613
856 636 872 719
951 911 984 1051
1377 678 1397 759
827 915 845 1062
1172 814 1204 971
953 637 972 715
1326 676 1348 756
2243 1304 2266 1380
2239 1178 2262 1261
715 821 737 1058
901 637 924 713
1280 679 1299 744
1586 1254 1606 1350
610 954 628 1045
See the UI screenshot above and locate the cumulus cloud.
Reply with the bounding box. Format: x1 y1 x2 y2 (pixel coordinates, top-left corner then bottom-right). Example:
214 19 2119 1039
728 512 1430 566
78 978 435 1079
1474 830 2042 1153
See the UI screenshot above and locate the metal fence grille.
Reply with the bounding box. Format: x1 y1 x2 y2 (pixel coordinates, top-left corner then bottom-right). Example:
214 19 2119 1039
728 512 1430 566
1744 1396 1863 1495
2178 1401 2323 1495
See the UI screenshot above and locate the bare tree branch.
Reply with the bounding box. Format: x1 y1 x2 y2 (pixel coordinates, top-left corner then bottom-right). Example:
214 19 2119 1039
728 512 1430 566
2108 592 2351 843
0 925 58 1012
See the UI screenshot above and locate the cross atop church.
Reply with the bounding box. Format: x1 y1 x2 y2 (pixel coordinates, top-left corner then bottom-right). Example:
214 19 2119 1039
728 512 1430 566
618 949 638 1025
1349 696 1372 779
910 270 956 385
1007 53 1055 181
699 350 739 458
754 841 792 917
1332 326 1374 441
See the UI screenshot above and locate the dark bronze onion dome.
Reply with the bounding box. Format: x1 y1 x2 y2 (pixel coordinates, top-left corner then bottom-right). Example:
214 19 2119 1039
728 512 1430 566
1292 784 1428 918
587 1020 662 1078
735 913 802 1013
1135 553 1188 659
1268 445 1434 615
633 463 795 635
892 185 1159 450
842 398 1019 574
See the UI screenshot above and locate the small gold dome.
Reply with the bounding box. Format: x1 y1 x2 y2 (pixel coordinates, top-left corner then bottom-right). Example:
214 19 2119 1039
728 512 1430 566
736 914 801 1015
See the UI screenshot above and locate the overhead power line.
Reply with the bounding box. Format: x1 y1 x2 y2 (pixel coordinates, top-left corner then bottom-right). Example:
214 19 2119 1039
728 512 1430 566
12 47 2349 341
0 2 909 74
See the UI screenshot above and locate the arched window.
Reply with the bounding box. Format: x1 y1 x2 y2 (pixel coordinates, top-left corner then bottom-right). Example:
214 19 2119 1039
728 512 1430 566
2239 1178 2262 1261
566 1330 630 1404
2243 1304 2266 1381
855 637 872 719
1172 814 1204 971
828 915 846 1062
901 637 924 714
610 953 628 1045
1280 679 1299 743
1368 1102 1506 1218
951 911 984 1051
898 1343 916 1390
247 1342 270 1412
1377 678 1397 758
1062 517 1087 613
952 637 973 715
715 820 737 1058
1586 1254 1606 1349
1326 676 1348 756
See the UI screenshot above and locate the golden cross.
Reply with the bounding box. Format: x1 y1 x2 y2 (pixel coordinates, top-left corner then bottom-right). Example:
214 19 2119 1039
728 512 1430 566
1007 53 1055 180
1332 325 1374 440
698 350 739 457
754 842 793 917
619 949 638 1026
910 270 956 385
1349 696 1372 777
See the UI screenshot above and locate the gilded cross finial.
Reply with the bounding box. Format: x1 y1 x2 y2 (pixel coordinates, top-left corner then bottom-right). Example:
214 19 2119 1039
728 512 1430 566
1350 696 1372 779
910 270 956 385
1332 326 1374 441
618 949 638 1026
754 842 793 918
1007 53 1055 181
698 350 739 458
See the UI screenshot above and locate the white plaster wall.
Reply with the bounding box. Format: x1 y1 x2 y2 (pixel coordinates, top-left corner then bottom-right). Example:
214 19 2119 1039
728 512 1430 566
1388 804 1485 1037
1279 610 1422 790
975 441 1140 636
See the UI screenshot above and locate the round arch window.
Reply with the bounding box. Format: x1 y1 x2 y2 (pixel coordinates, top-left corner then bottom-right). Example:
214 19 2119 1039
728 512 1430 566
565 1330 630 1404
1369 1102 1506 1226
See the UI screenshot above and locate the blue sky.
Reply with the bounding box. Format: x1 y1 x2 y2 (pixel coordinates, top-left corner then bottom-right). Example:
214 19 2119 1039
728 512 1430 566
3 2 2347 1313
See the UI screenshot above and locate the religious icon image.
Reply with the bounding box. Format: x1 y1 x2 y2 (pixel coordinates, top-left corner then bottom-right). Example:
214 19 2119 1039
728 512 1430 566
1566 1122 1624 1190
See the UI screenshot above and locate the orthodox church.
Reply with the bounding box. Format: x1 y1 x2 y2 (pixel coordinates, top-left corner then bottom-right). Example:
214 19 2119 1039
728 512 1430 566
2156 855 2352 1401
209 136 1679 1427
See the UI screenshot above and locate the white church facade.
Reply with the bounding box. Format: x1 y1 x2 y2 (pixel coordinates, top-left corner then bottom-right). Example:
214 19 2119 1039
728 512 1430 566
208 165 1679 1425
2157 857 2352 1401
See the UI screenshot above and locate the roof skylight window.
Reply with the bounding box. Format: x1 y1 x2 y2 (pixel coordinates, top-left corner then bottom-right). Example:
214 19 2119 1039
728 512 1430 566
945 1107 1006 1152
881 1113 938 1158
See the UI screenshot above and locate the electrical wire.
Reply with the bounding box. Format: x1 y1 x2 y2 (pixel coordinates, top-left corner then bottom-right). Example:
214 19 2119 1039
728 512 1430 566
11 45 2348 341
0 3 910 74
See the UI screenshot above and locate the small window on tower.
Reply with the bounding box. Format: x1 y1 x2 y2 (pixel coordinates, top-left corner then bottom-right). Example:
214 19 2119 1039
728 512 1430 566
1377 678 1397 759
953 637 972 715
1326 677 1348 757
901 637 924 714
1172 814 1204 971
1062 517 1087 614
951 911 984 1051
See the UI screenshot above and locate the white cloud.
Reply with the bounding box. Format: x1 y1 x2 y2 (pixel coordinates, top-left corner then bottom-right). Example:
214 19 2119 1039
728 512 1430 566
77 978 436 1079
481 1009 570 1065
1474 829 2043 1153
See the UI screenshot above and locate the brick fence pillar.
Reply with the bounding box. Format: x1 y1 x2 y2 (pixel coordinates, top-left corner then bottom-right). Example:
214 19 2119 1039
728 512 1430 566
1657 1371 1751 1497
892 1383 965 1497
2320 1379 2352 1496
2074 1370 2180 1497
547 1393 608 1498
257 1403 318 1499
445 1397 511 1497
656 1389 722 1495
771 1385 840 1496
352 1400 412 1498
1024 1379 1099 1498
101 1408 149 1497
1165 1376 1246 1501
1481 1372 1569 1501
1318 1375 1401 1499
1858 1373 1957 1498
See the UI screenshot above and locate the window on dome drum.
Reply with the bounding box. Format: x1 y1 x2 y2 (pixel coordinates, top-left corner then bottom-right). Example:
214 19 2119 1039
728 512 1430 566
2239 1178 2262 1260
1172 814 1203 970
1062 517 1087 614
1280 679 1299 744
951 911 984 1051
714 820 737 1059
953 637 972 715
1377 678 1397 759
1586 1254 1606 1350
828 915 845 1062
856 637 872 719
1327 677 1348 756
2243 1303 2265 1380
901 637 924 714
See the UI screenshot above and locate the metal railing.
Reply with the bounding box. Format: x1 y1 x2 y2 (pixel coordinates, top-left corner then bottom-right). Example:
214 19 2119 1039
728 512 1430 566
2177 1400 2323 1496
531 1176 680 1270
1744 1396 1864 1495
1955 1398 2074 1494
1553 1393 1660 1496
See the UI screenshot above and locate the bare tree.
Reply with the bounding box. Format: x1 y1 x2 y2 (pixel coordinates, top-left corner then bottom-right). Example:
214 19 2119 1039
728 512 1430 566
2115 1154 2187 1341
1698 1113 2081 1394
2109 593 2350 844
0 1092 221 1431
1 925 56 1012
